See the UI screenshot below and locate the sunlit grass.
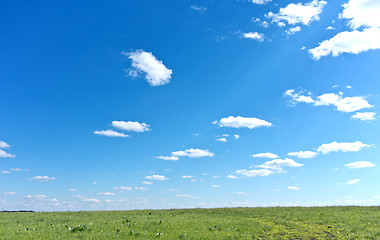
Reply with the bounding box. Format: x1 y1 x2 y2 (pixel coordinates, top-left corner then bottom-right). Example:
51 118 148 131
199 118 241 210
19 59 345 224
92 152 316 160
1 206 379 239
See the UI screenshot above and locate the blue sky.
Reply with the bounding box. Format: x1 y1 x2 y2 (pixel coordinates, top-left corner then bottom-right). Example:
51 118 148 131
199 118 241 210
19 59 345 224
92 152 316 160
1 0 380 211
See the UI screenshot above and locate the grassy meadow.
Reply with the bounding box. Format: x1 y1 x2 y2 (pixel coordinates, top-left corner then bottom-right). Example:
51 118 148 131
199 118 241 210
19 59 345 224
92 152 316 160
0 206 379 239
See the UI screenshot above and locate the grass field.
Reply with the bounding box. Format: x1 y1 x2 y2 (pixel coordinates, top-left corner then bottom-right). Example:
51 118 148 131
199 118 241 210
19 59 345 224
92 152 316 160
0 206 379 239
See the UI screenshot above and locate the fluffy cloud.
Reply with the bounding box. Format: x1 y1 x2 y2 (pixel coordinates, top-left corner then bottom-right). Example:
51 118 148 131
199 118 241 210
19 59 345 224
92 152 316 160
113 186 132 191
341 0 380 29
351 112 376 121
0 150 15 158
144 175 169 181
288 151 318 159
284 89 315 104
135 187 147 191
171 148 214 158
226 175 239 179
155 156 179 161
76 195 101 203
288 186 300 190
30 176 56 182
0 141 10 148
68 188 77 192
345 161 375 168
347 179 360 184
251 152 279 159
309 0 380 59
94 130 130 137
286 26 301 35
235 169 274 177
124 50 172 86
112 121 151 132
317 141 370 154
266 0 327 26
142 181 153 185
257 158 304 170
285 90 372 113
215 116 272 129
234 135 240 139
243 32 264 42
309 28 380 60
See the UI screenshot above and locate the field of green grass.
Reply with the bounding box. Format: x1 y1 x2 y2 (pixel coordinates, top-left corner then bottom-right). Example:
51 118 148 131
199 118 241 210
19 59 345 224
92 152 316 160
1 206 379 239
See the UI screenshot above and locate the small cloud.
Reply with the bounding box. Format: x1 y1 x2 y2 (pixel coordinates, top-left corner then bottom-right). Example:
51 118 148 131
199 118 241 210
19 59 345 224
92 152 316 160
233 192 248 195
155 156 179 161
286 26 301 35
345 161 375 169
176 194 199 199
123 50 172 87
112 121 151 132
234 135 240 139
113 186 132 191
182 175 194 179
0 150 15 158
317 141 371 154
97 192 115 196
190 5 207 13
144 175 169 181
235 169 274 177
30 176 56 182
215 116 272 129
168 188 179 191
288 186 300 190
211 185 220 188
0 141 10 149
68 188 78 192
216 137 227 142
351 112 376 121
226 175 239 179
93 182 98 185
288 151 318 159
94 130 130 138
135 187 147 191
326 26 334 30
252 152 279 159
142 181 153 185
171 148 214 158
243 32 264 42
10 168 21 172
1 170 11 174
3 192 16 195
347 179 360 185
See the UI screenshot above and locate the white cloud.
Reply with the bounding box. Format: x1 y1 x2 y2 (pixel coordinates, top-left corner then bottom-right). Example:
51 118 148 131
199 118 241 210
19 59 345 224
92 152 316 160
190 5 207 13
113 186 132 191
226 175 239 179
176 194 199 199
235 169 274 177
97 192 115 196
288 151 318 159
258 158 303 170
341 0 380 29
326 26 335 30
216 116 272 129
1 170 10 174
309 27 380 60
142 181 153 185
251 152 279 159
284 89 315 104
93 182 98 185
234 135 240 139
135 187 147 190
10 168 21 171
266 0 327 26
252 18 269 28
68 188 77 192
94 130 130 138
233 192 248 195
124 50 172 87
345 161 375 168
26 195 46 199
317 141 370 154
168 188 180 191
144 175 169 181
0 150 15 158
248 0 271 5
171 148 214 158
288 186 300 190
3 192 16 195
351 112 376 121
286 26 301 35
30 176 56 182
216 137 227 142
0 141 10 148
76 195 101 203
243 32 264 42
182 175 194 179
347 179 360 184
112 121 151 132
155 156 179 161
211 185 220 188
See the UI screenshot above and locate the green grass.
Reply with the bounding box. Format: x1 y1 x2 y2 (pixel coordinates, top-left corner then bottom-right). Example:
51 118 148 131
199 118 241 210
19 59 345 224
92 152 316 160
1 206 379 239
